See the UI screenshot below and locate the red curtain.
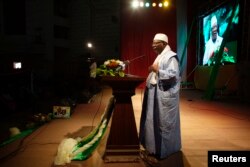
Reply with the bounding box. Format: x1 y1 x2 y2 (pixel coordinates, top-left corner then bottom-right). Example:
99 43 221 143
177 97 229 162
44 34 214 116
120 1 177 87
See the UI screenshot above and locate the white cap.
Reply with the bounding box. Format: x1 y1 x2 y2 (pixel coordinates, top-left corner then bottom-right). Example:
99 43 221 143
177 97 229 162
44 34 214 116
153 33 168 43
211 15 217 28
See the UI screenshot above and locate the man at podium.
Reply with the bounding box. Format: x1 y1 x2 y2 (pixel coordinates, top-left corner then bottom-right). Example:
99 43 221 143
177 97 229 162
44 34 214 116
139 33 181 163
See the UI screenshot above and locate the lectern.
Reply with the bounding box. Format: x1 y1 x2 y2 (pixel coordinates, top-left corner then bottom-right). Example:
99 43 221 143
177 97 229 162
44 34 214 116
101 74 145 162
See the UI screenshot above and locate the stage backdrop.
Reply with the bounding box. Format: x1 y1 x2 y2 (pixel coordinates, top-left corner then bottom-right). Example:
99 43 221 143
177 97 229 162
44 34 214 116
120 1 177 87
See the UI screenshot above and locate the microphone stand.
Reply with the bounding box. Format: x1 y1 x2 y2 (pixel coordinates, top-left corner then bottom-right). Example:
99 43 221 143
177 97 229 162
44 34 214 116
125 55 145 75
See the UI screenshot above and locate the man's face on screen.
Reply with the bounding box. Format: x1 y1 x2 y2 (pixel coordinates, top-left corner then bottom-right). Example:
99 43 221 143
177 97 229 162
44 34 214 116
211 25 218 42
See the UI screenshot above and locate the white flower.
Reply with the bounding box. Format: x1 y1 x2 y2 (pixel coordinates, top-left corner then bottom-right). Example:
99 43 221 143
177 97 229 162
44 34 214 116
104 60 110 66
54 138 78 165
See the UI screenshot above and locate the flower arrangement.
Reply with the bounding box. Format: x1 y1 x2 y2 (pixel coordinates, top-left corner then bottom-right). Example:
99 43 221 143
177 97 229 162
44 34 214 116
96 59 126 77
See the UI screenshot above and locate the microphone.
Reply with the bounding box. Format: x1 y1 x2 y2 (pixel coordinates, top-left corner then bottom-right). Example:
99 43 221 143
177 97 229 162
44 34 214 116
123 60 130 65
123 55 145 74
123 55 145 65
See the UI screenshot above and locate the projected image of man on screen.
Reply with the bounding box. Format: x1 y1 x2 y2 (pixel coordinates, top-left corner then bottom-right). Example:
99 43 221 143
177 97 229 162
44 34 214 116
203 15 225 65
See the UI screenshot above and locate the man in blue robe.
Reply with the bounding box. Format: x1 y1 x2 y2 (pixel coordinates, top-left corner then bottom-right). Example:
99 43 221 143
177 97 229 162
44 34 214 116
139 33 181 162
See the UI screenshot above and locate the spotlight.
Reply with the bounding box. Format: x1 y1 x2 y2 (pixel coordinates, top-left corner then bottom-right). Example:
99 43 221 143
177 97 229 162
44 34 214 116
145 2 150 7
87 42 92 48
130 1 169 9
163 1 169 7
131 0 139 8
13 62 22 69
139 1 144 7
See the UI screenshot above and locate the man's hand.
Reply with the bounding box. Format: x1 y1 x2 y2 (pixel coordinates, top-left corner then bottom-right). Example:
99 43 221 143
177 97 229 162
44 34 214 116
149 64 159 73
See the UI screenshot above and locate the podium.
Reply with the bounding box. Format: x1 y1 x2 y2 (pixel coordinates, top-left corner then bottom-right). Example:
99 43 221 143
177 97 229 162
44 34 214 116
101 74 145 162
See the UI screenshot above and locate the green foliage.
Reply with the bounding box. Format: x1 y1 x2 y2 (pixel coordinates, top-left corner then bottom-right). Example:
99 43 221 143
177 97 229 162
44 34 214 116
208 49 236 66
